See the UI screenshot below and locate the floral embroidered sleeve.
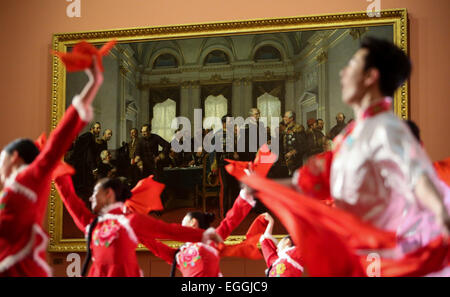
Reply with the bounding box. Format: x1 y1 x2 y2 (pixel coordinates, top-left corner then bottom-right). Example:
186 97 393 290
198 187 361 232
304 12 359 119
215 189 255 240
54 174 95 233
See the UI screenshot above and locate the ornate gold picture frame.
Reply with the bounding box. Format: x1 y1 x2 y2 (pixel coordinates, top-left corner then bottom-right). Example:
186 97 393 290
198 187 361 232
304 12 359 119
48 8 409 252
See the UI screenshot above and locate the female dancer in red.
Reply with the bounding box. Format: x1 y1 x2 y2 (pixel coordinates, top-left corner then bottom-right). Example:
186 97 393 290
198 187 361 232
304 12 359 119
259 213 304 277
142 188 256 277
54 174 220 277
55 175 220 276
0 56 104 277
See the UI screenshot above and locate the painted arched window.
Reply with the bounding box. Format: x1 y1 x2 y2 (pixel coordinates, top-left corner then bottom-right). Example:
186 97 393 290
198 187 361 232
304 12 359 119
203 95 228 132
254 46 281 62
153 53 178 68
257 93 281 127
204 50 229 65
152 98 176 142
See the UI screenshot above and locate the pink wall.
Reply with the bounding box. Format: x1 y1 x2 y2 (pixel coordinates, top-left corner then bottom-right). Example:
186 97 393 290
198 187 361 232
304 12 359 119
1 0 449 276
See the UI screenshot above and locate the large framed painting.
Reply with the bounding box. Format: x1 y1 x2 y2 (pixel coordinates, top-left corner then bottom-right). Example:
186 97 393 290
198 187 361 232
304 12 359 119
48 8 409 252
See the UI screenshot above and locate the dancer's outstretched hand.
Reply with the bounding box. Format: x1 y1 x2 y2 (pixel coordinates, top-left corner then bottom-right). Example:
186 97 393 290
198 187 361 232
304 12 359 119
240 182 254 196
262 212 274 225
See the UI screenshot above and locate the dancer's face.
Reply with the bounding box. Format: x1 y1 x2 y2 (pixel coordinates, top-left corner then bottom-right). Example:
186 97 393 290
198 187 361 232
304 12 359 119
0 150 13 185
340 49 369 105
89 182 113 213
0 150 22 186
182 215 198 228
277 237 293 252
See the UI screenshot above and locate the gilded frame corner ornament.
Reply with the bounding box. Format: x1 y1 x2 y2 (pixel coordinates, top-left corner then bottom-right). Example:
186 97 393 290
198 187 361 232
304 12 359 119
48 8 409 252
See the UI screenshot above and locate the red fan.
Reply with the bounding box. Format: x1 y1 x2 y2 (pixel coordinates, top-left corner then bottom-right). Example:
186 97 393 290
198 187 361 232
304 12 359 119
53 39 117 72
125 175 165 215
434 157 450 187
225 144 277 179
219 214 268 259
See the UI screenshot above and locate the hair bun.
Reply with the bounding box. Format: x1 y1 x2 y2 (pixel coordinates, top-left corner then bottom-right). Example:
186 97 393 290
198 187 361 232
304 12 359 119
122 187 132 200
205 212 215 224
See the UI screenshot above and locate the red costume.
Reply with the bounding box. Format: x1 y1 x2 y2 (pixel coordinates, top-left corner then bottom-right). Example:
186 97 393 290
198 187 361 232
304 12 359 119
260 235 304 277
142 190 256 277
54 174 207 277
0 99 91 277
434 157 450 187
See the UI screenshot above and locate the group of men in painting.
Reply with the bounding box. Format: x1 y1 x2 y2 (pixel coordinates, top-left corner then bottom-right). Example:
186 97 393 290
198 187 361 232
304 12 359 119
64 103 349 212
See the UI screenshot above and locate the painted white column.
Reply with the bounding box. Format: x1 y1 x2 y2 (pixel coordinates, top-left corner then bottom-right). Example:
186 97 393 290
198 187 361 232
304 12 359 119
191 83 201 132
285 76 295 113
317 50 329 133
242 79 252 117
180 82 191 124
232 80 242 117
139 88 150 127
294 74 304 125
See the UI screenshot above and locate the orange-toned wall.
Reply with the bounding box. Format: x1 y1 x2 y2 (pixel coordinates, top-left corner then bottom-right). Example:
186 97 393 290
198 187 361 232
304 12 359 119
1 0 449 276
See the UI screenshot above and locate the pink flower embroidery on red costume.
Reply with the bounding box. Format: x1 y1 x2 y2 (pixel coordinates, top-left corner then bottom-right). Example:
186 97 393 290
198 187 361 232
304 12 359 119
179 243 202 268
0 191 6 210
92 220 121 247
270 263 286 277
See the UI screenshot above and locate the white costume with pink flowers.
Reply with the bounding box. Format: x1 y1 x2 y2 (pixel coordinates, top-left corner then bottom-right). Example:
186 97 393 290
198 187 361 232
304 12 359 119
331 104 448 265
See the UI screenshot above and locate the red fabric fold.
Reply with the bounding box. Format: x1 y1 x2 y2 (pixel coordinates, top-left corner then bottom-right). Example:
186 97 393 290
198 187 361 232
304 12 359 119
294 151 334 205
256 192 365 276
52 39 117 72
240 174 450 276
35 133 75 180
434 157 450 187
241 174 398 250
219 214 268 260
370 235 450 277
225 144 277 179
125 175 165 215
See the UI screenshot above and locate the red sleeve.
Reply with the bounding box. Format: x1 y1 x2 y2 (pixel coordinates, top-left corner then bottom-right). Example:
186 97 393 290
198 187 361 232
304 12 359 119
25 105 86 186
0 193 34 238
129 213 204 243
54 175 95 233
260 237 279 268
139 237 177 265
215 191 254 240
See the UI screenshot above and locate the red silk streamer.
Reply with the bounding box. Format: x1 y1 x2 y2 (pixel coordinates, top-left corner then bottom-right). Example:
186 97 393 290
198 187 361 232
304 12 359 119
239 174 398 276
218 214 268 260
125 175 165 215
434 157 450 187
365 236 450 277
240 173 450 276
294 151 334 205
225 144 277 179
52 39 117 72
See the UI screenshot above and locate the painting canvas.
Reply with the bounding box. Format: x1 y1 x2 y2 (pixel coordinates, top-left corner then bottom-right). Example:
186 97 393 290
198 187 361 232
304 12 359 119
48 9 409 251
